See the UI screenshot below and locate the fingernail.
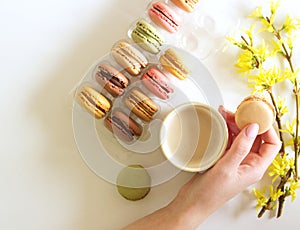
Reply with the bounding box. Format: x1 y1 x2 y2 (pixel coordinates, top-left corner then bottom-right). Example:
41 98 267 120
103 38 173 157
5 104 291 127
218 105 226 117
246 123 259 138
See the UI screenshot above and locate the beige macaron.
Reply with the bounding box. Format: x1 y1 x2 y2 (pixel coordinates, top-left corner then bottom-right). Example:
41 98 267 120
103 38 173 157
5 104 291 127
159 48 190 80
235 95 275 134
112 41 148 76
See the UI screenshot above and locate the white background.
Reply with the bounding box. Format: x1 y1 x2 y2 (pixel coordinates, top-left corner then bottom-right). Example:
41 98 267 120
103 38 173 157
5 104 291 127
1 0 300 229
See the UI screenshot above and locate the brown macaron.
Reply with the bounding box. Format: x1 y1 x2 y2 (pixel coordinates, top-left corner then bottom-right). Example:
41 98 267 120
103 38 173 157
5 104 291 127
112 41 148 76
95 62 129 97
125 89 158 122
77 86 111 119
235 95 275 134
105 110 143 142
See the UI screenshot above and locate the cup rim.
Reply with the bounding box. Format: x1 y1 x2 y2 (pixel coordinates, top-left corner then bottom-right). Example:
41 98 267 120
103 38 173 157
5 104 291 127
159 102 228 172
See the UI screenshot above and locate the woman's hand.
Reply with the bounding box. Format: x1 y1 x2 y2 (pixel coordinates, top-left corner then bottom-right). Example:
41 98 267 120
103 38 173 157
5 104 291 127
123 106 281 230
168 106 281 228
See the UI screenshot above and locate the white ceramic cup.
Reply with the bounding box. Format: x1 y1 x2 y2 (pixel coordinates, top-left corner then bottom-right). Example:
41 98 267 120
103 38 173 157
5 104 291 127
160 102 228 172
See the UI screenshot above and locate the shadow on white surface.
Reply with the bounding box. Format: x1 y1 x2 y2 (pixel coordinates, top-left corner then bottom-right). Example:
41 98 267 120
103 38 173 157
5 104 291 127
25 0 162 229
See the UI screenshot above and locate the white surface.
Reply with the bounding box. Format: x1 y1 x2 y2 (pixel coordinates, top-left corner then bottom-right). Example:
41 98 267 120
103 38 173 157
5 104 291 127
1 0 299 229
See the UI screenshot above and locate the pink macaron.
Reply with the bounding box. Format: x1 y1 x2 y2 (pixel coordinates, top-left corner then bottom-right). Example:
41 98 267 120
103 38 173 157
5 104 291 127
142 67 174 100
148 2 181 33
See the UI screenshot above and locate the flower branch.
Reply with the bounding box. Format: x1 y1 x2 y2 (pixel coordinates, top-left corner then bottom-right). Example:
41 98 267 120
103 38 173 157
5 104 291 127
227 0 300 218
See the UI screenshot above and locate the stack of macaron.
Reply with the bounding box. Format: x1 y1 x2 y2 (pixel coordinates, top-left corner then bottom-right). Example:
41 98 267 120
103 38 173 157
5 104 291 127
75 0 201 201
76 0 200 144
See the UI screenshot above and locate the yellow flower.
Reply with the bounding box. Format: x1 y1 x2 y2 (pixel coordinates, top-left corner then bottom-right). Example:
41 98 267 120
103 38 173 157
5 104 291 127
243 23 256 45
254 39 269 60
248 6 263 19
277 96 289 116
288 179 300 201
248 66 285 93
260 18 275 33
271 38 284 55
282 119 296 135
257 1 280 33
270 0 280 15
269 185 284 203
268 154 292 182
270 0 280 14
235 50 257 74
283 68 300 83
226 36 245 49
253 188 268 211
286 136 300 147
288 158 295 170
282 14 299 35
286 35 295 50
246 23 256 37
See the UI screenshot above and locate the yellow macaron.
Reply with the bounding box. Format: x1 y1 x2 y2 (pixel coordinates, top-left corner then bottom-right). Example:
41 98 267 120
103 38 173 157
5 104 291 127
77 85 111 119
159 48 190 80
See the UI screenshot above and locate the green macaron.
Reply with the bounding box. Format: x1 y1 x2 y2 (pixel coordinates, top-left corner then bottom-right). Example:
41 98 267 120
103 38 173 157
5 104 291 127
131 19 165 54
116 164 151 201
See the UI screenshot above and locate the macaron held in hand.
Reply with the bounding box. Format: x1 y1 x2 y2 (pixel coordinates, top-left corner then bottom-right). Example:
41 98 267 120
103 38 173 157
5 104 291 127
95 62 129 97
131 19 165 54
77 86 111 119
235 95 275 134
142 67 174 100
112 41 148 76
125 89 158 122
148 2 181 33
105 110 143 143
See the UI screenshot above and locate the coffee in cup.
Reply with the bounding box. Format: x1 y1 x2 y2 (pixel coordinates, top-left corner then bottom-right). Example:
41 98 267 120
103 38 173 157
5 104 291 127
160 102 228 172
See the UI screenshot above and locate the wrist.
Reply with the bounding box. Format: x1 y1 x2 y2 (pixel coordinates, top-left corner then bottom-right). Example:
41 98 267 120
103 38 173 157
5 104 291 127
166 193 212 229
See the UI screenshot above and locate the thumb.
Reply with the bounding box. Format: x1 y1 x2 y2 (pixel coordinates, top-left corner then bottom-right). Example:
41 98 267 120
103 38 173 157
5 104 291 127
222 123 259 167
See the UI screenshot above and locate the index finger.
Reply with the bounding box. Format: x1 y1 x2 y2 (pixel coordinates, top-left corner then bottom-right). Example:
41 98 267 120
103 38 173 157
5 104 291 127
259 127 281 151
218 105 240 135
257 127 281 168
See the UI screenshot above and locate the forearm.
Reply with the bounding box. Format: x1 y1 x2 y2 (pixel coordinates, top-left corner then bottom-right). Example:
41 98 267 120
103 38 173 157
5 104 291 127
122 174 221 230
122 205 178 230
122 196 211 230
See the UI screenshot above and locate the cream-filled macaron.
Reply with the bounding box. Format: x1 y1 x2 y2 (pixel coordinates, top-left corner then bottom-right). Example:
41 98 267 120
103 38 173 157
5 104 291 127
235 95 275 134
